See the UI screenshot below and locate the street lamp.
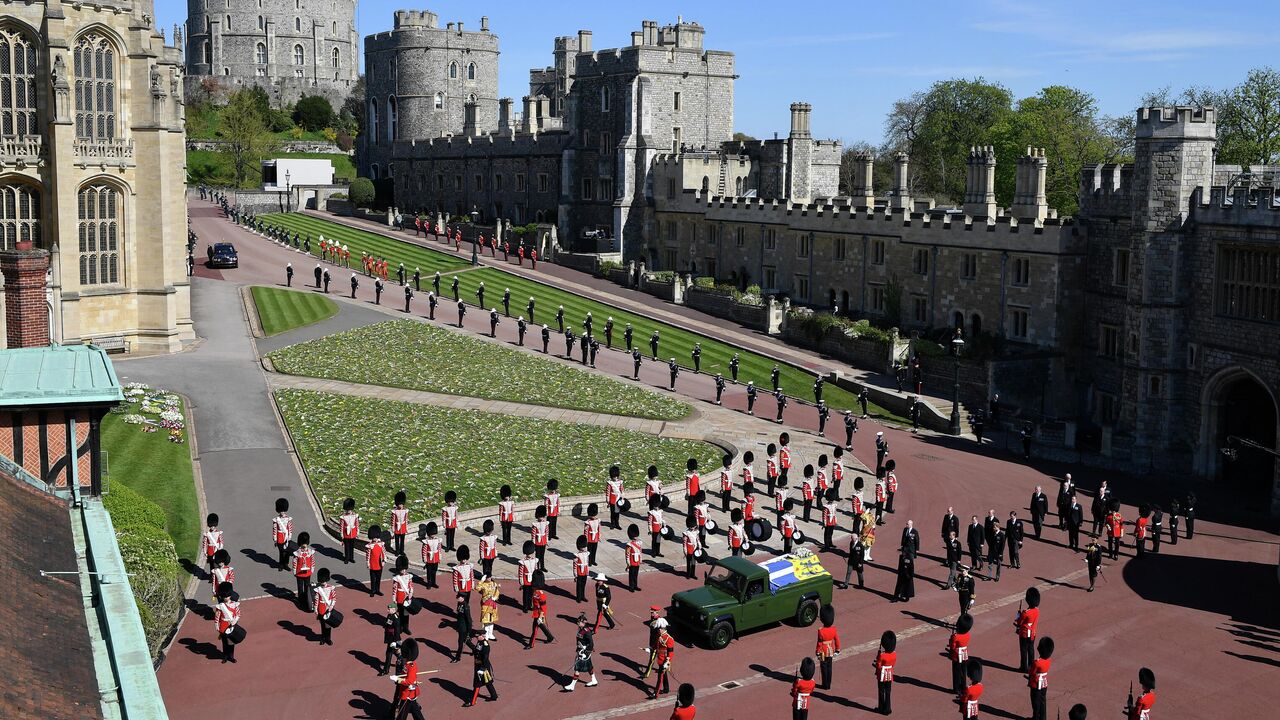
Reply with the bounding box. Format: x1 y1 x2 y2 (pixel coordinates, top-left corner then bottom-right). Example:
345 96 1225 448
470 209 480 266
949 336 966 435
285 170 292 213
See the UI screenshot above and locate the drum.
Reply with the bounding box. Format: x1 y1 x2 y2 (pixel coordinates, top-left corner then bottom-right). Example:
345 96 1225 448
660 495 671 510
747 518 773 542
792 529 806 544
618 498 632 514
743 541 756 555
228 625 247 645
694 548 704 559
705 519 718 532
327 609 345 628
661 525 674 539
407 599 423 615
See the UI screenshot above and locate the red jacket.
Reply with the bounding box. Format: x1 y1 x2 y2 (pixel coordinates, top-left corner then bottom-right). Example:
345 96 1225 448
791 678 815 710
292 547 315 577
1016 607 1039 639
607 478 624 505
452 562 475 593
499 499 515 523
670 704 696 720
544 492 561 517
1128 691 1155 720
574 550 591 577
874 650 896 682
421 537 442 564
215 600 240 634
532 520 550 546
816 626 840 657
314 584 336 616
531 590 548 619
948 631 970 662
626 540 643 567
479 535 497 561
1028 658 1050 689
272 515 293 545
584 518 602 543
962 683 983 718
441 505 458 529
367 540 386 571
780 447 792 470
340 512 359 540
390 507 410 536
685 472 700 498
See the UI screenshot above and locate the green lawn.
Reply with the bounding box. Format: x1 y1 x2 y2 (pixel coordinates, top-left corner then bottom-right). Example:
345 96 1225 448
276 388 721 520
266 213 902 421
269 320 692 421
251 285 339 336
260 212 468 275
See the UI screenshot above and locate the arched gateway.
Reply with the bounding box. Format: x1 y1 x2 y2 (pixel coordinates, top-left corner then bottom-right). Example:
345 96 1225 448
1198 367 1280 514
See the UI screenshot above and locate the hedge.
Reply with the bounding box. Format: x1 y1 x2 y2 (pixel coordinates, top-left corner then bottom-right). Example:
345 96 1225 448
104 480 182 656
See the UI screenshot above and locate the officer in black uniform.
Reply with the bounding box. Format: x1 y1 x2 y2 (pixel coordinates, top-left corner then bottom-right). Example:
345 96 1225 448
746 382 758 415
527 296 536 324
350 273 359 298
775 388 787 423
771 365 781 391
451 276 460 301
817 402 830 435
844 411 857 450
589 337 600 367
517 317 528 346
624 323 634 350
502 288 511 317
650 330 660 360
729 353 740 382
457 300 467 327
605 318 614 348
714 374 726 404
632 348 643 380
374 278 384 305
322 269 331 293
404 285 413 313
412 268 421 291
692 344 702 373
1030 486 1048 540
433 271 441 296
476 282 486 309
813 376 824 404
564 328 576 356
668 358 680 391
428 292 438 319
542 325 551 353
556 305 565 333
489 308 500 337
583 312 593 337
286 263 294 286
580 333 590 364
858 387 870 418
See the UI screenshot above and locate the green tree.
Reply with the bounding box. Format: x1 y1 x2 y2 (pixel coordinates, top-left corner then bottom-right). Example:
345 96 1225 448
1189 67 1280 166
340 76 366 136
1009 86 1115 215
294 95 335 132
220 89 280 188
349 177 375 208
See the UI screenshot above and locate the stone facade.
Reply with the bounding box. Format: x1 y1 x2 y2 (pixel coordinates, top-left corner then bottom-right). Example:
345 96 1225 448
0 0 193 353
184 0 358 108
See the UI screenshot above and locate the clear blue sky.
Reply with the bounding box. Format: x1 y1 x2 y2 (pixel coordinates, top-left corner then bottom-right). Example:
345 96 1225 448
161 0 1274 145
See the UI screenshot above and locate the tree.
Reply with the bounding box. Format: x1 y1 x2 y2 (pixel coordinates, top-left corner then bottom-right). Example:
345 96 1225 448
731 132 757 142
349 177 375 208
220 89 280 188
1008 86 1116 215
198 76 222 104
340 76 366 136
294 95 335 132
1197 67 1280 166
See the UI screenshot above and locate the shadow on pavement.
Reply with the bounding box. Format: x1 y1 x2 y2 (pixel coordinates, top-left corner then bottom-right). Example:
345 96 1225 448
1122 553 1278 628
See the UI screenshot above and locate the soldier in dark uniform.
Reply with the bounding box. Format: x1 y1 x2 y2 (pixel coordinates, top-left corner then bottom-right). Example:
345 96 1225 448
1006 511 1024 569
476 282 486 309
286 263 294 286
858 387 870 418
322 269 331 293
775 388 787 423
714 374 726 404
451 275 460 301
412 268 421 291
941 507 960 558
668 358 680 391
379 601 404 676
840 535 867 589
729 353 740 382
875 433 889 476
771 365 781 391
632 348 643 379
1167 499 1181 545
556 305 565 333
817 402 830 436
604 317 614 348
487 308 499 337
542 325 551 353
502 288 511 317
909 399 921 433
374 278 384 305
1150 505 1163 553
428 292 438 320
583 312 593 337
517 317 527 346
844 411 857 450
397 263 405 286
564 328 576 356
404 286 413 313
457 300 467 328
527 296 536 324
813 376 824 404
691 343 702 373
1021 423 1033 460
350 273 359 298
433 271 441 296
650 330 660 360
1084 536 1103 592
313 263 323 288
589 337 600 367
451 593 473 663
624 323 634 350
1029 486 1048 540
580 333 590 364
1184 492 1197 539
956 565 976 614
746 382 758 415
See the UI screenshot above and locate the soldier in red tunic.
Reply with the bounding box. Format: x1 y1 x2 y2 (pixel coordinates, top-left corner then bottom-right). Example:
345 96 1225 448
339 497 359 564
961 659 984 719
313 567 338 646
453 545 476 618
671 683 696 720
574 535 592 602
740 450 756 497
272 498 293 571
684 458 701 518
584 503 602 565
200 512 224 572
421 522 443 589
532 506 550 571
210 549 235 605
479 520 498 579
779 432 793 489
545 479 562 539
1015 588 1041 672
366 525 386 596
1133 504 1151 557
626 524 643 592
606 466 624 530
214 582 241 663
649 624 676 698
290 531 316 612
815 605 841 690
498 485 515 545
948 613 973 694
518 541 538 612
874 630 897 715
526 570 555 648
442 490 460 551
1028 636 1054 720
390 490 410 556
391 637 424 720
1126 668 1156 720
392 555 415 633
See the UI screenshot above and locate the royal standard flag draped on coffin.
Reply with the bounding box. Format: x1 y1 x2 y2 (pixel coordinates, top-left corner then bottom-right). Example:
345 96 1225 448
761 554 830 593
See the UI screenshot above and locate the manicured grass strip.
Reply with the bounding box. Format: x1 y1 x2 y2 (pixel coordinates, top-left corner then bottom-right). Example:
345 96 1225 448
269 320 692 421
260 212 468 275
276 388 722 519
251 285 339 336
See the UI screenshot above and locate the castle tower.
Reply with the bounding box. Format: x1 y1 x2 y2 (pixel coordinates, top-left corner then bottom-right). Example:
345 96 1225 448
1012 147 1048 222
963 145 997 218
184 0 359 108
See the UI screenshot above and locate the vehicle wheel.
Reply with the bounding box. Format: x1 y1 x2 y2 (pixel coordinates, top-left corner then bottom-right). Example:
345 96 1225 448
708 621 734 649
795 600 819 627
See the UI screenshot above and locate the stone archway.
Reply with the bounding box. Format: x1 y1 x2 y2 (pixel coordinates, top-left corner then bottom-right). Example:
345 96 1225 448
1198 367 1279 514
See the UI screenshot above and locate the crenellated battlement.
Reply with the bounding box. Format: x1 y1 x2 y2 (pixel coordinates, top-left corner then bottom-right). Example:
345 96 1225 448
394 10 439 29
1191 185 1280 228
395 129 570 160
1078 163 1133 218
1135 105 1217 140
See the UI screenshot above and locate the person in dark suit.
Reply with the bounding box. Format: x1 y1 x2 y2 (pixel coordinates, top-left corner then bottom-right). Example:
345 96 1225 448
983 509 999 548
986 526 1006 581
1005 511 1024 569
900 520 920 557
1067 496 1085 551
1056 474 1075 529
1030 486 1049 540
892 549 915 602
941 507 960 560
966 516 985 570
944 532 963 588
1150 505 1164 553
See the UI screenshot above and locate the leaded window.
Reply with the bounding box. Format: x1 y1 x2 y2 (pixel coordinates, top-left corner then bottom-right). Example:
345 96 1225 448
0 26 38 137
74 33 116 140
0 183 40 250
78 185 120 285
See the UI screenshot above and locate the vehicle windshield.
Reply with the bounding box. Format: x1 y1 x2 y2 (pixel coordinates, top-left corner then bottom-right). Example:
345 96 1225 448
705 566 742 596
214 243 236 253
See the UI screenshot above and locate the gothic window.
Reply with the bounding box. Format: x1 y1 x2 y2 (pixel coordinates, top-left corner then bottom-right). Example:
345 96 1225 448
295 17 302 32
258 16 264 31
701 176 709 194
387 96 397 141
601 85 611 112
293 44 304 65
467 62 475 80
0 182 40 250
434 92 443 110
78 185 120 285
73 33 116 140
226 15 232 31
0 26 39 137
332 47 339 68
202 41 210 64
449 61 457 79
332 21 337 35
368 100 379 144
255 43 267 65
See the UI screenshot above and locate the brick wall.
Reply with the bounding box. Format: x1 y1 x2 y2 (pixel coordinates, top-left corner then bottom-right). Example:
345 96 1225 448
684 287 770 331
0 247 50 349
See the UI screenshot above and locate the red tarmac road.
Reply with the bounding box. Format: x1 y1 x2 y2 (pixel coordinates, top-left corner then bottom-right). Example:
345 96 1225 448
162 201 1279 719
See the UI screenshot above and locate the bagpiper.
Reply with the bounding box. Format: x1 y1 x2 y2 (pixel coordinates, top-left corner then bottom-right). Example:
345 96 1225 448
563 614 598 691
465 629 498 706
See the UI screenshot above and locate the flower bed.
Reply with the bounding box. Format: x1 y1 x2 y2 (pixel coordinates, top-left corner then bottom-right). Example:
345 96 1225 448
276 389 722 520
268 320 693 421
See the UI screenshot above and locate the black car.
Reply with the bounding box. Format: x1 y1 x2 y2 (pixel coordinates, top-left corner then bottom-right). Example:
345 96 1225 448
209 242 238 268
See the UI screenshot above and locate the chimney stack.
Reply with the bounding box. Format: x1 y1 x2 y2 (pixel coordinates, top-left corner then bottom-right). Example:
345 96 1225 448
891 152 912 210
498 98 513 133
963 145 998 218
850 152 875 208
789 102 812 139
0 243 51 349
577 30 593 53
480 16 489 32
463 102 479 137
521 96 535 134
1012 147 1048 222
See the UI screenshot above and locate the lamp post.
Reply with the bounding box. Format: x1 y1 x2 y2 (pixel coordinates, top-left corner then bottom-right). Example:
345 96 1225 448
470 209 480 266
949 336 966 435
285 170 292 213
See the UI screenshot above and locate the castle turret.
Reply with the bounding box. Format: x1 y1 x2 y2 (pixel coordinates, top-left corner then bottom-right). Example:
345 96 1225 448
1012 147 1048 222
1132 106 1217 232
964 145 998 218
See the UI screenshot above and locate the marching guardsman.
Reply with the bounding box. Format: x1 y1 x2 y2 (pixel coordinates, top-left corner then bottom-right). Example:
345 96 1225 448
961 659 984 719
874 630 897 715
632 347 644 379
286 262 294 287
1006 511 1024 569
556 305 566 333
479 520 498 579
532 506 550 571
800 464 817 522
741 450 757 497
367 525 387 596
728 508 746 557
390 637 423 720
404 285 413 313
817 401 830 436
711 455 732 513
273 498 294 571
443 489 460 550
645 465 663 503
684 458 701 517
489 307 500 337
885 467 899 513
668 357 680 391
626 524 643 591
574 535 592 602
775 473 791 529
729 353 740 382
453 545 476 616
1028 637 1054 720
714 373 726 405
565 328 576 356
451 275 460 301
764 442 779 496
517 316 527 345
502 288 511 316
1030 485 1049 540
593 573 616 630
519 541 538 611
498 485 515 545
465 629 498 706
792 657 817 720
956 565 976 615
350 272 359 298
291 531 317 611
948 613 973 693
691 343 702 373
672 683 697 720
476 281 486 308
648 495 666 557
421 523 442 588
314 567 337 645
563 614 599 691
1015 587 1041 672
682 516 702 578
392 555 414 632
815 605 841 690
781 499 798 554
214 582 241 663
822 489 840 550
774 388 788 423
200 513 224 572
339 498 359 563
1133 504 1150 557
945 531 963 589
390 491 410 556
374 277 384 304
542 324 552 353
1126 668 1156 720
451 591 473 664
606 466 625 530
457 299 467 327
747 381 758 415
428 291 438 320
1084 535 1104 591
478 575 500 640
624 322 634 350
649 623 676 698
584 503 602 564
605 317 615 348
527 296 536 323
526 570 555 648
771 365 781 391
844 410 857 450
1105 501 1124 559
840 534 867 589
211 549 235 605
650 330 661 359
545 478 562 539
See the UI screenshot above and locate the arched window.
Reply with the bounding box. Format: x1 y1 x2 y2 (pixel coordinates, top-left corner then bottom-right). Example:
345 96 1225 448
295 17 302 32
0 26 39 138
467 62 475 80
332 21 337 35
434 92 443 110
370 164 379 180
255 42 267 65
293 44 304 65
225 15 232 30
387 96 397 141
368 100 379 144
258 16 264 30
601 85 611 112
449 61 457 79
78 184 120 285
295 0 301 8
332 47 339 68
735 177 743 196
202 40 210 64
0 182 40 250
74 33 116 140
700 176 709 194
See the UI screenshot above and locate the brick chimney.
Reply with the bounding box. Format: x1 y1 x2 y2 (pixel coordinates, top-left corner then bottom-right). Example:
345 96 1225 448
0 241 51 348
